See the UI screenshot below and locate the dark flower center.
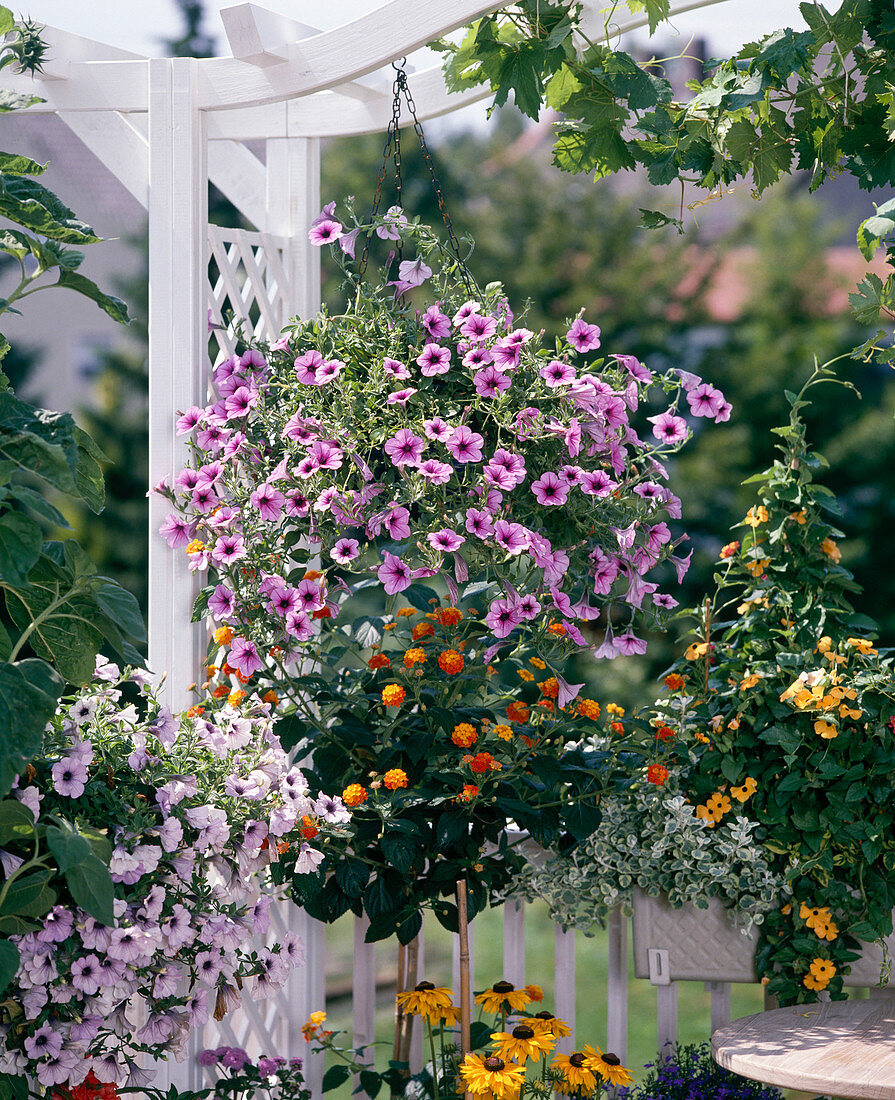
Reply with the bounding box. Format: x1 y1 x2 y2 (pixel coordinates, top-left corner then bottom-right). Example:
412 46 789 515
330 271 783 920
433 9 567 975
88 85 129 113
415 981 435 991
492 980 514 993
569 1053 586 1068
512 1026 534 1040
483 1057 505 1071
602 1053 621 1066
534 1011 554 1020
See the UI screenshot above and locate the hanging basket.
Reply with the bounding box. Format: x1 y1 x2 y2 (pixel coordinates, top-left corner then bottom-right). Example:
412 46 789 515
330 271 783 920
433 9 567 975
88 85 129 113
631 888 895 986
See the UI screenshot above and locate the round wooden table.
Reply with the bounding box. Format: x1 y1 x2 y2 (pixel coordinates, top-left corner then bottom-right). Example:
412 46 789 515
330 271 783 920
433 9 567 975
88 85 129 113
712 998 895 1099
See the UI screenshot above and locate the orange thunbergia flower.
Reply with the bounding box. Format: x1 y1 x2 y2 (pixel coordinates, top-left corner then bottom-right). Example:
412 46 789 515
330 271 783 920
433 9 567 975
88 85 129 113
814 719 838 739
383 769 408 790
228 690 246 707
382 684 406 707
412 622 435 641
685 642 709 660
739 673 761 689
529 656 547 669
743 505 769 527
846 636 877 655
506 702 530 723
438 649 464 674
577 699 601 719
263 690 279 705
368 653 391 670
731 777 757 802
719 540 740 558
213 625 234 646
820 537 841 562
517 669 535 682
435 606 463 627
452 723 478 748
790 509 807 524
647 764 669 786
745 558 770 576
403 648 427 668
300 815 319 839
342 784 367 807
664 673 685 690
494 724 514 741
459 784 479 801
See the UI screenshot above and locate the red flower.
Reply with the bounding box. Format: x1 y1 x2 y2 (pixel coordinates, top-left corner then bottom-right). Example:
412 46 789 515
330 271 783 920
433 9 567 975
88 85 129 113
647 764 669 786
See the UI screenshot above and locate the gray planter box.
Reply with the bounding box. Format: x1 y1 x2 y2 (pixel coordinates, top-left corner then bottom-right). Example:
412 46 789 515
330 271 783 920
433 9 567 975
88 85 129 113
632 888 895 986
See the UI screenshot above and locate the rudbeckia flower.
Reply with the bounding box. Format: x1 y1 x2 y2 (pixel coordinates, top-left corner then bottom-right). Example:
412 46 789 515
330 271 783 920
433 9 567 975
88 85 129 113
490 1023 555 1064
584 1046 632 1086
396 981 454 1025
459 1054 525 1099
475 981 532 1015
551 1049 598 1094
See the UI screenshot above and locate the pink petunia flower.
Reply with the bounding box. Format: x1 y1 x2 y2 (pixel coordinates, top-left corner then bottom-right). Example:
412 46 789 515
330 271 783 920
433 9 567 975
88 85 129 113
387 388 418 407
648 410 689 444
485 597 523 638
308 219 343 246
540 360 576 388
459 313 498 342
384 506 411 539
453 300 481 326
420 305 451 341
229 637 264 677
494 519 530 555
211 534 246 566
417 343 451 377
159 513 195 549
531 472 569 506
417 458 453 484
383 357 410 380
52 758 88 797
687 383 726 418
330 538 360 564
314 359 345 384
377 551 412 595
465 508 495 539
389 256 433 296
613 631 648 656
484 448 526 489
426 528 465 553
208 584 236 619
423 417 453 441
250 482 285 521
463 345 493 369
384 428 426 467
566 318 602 352
473 365 511 398
294 350 324 385
445 425 484 464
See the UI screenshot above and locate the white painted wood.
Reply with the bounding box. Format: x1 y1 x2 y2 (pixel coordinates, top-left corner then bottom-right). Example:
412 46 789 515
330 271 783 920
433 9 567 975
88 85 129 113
57 110 149 207
606 908 627 1064
656 982 678 1055
502 902 526 988
353 915 376 1073
147 57 207 713
554 926 576 1055
300 913 327 1098
207 140 267 229
266 134 320 316
220 3 290 67
706 980 732 1032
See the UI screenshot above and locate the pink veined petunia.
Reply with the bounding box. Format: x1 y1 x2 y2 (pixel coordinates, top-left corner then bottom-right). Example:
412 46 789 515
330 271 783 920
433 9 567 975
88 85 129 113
267 584 301 618
653 592 679 609
648 410 689 444
191 484 218 514
540 360 576 388
208 584 235 619
463 345 493 369
426 528 465 553
383 357 410 380
417 343 452 377
384 506 411 539
377 551 412 595
614 353 653 383
417 458 453 484
459 313 498 342
384 428 426 467
250 482 285 521
211 533 246 566
517 593 541 621
491 340 521 368
224 385 256 419
445 425 484 464
310 440 343 470
176 406 204 434
423 417 454 441
308 219 343 246
159 514 195 549
613 631 648 656
453 300 481 326
484 448 526 489
339 227 361 258
473 365 511 398
389 256 433 296
420 305 451 341
330 538 360 564
229 636 264 677
531 472 569 506
465 508 495 539
494 519 530 555
387 388 418 407
294 350 324 384
314 359 345 384
687 382 726 418
566 317 602 352
485 596 523 638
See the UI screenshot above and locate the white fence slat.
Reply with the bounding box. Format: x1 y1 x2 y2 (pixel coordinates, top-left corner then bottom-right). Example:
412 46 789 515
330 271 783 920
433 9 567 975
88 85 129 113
706 980 732 1032
656 982 678 1056
266 133 320 316
502 903 526 988
554 926 576 1055
606 908 627 1064
353 916 377 1067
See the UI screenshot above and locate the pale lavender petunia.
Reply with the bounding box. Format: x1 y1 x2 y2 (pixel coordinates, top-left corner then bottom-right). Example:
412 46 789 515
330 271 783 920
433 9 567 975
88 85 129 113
377 551 412 595
330 538 360 564
613 631 648 656
52 758 88 797
376 205 408 241
653 592 679 609
389 256 433 296
229 637 264 677
384 428 425 467
417 343 451 377
426 529 465 553
614 354 652 383
190 484 218 514
420 305 451 341
648 410 689 444
445 425 484 464
566 318 602 352
531 472 569 506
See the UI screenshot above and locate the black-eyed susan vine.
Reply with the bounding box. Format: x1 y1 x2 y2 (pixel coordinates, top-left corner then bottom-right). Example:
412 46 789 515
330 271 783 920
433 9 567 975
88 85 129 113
654 363 895 1005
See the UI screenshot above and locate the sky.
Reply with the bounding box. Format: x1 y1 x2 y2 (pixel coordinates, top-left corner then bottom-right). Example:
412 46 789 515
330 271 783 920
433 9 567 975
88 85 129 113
37 0 810 60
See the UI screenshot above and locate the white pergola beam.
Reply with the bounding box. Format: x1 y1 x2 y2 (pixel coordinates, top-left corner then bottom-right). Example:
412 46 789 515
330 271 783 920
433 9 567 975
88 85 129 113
57 110 149 207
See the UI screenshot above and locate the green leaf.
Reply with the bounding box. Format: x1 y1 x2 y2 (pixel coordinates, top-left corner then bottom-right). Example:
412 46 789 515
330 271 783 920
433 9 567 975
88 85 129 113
0 150 45 177
63 852 115 925
0 89 43 113
0 798 37 845
55 269 130 325
0 940 19 996
0 510 41 584
402 583 440 612
638 208 684 232
92 577 146 647
359 1069 382 1099
622 0 670 35
0 176 101 244
45 823 92 871
0 8 15 36
0 658 63 795
562 798 602 841
849 272 893 325
545 65 581 110
322 1065 352 1093
5 484 71 529
0 868 54 920
469 1021 493 1050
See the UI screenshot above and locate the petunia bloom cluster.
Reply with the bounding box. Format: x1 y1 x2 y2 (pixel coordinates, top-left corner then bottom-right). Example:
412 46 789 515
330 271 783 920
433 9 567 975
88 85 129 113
156 205 728 705
0 657 346 1088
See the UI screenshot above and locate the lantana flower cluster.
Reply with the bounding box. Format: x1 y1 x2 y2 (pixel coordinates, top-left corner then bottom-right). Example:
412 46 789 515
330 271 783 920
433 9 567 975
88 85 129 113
0 658 347 1087
156 206 727 711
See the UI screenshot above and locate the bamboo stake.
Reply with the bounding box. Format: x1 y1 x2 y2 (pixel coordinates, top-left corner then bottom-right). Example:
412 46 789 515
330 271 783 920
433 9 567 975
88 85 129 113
399 935 420 1065
392 941 406 1065
457 878 472 1100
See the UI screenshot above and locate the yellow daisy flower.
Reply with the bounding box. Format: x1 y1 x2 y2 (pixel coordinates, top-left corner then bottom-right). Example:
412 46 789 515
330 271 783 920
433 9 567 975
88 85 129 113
459 1054 525 1100
396 981 454 1024
475 981 532 1015
491 1024 555 1064
529 1011 573 1039
584 1046 633 1087
551 1050 598 1094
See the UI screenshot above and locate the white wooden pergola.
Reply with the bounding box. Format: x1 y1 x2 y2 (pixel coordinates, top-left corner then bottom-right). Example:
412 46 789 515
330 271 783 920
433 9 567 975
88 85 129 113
0 0 744 1090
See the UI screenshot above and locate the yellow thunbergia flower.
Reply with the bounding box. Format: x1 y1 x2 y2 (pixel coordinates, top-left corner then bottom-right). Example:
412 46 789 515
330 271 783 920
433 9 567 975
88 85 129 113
846 637 877 655
746 558 770 576
685 642 709 660
743 505 769 527
731 777 757 802
814 719 838 739
820 538 841 563
816 636 833 653
789 510 807 524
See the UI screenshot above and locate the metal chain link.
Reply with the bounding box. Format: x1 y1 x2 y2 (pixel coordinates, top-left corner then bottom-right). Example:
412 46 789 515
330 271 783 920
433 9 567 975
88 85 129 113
358 60 473 293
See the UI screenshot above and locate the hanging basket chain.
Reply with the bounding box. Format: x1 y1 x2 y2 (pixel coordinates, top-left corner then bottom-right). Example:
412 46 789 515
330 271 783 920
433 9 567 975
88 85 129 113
359 59 474 293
